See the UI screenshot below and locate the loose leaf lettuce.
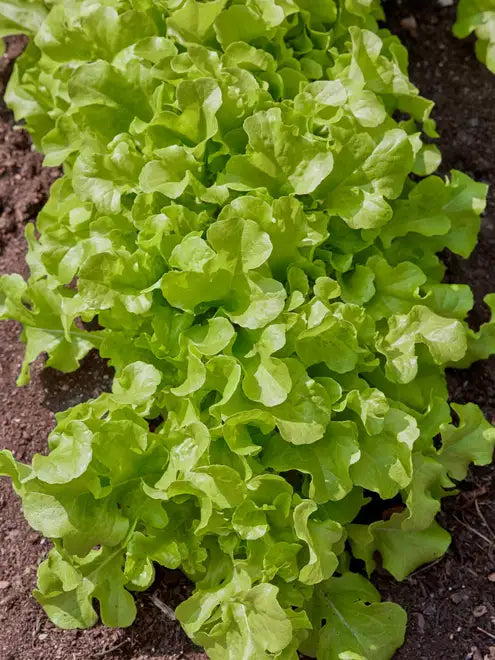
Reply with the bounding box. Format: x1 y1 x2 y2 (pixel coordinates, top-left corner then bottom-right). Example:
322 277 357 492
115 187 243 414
454 0 495 73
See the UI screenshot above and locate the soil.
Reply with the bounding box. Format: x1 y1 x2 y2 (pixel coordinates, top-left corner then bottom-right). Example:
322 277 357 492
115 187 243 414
0 2 494 658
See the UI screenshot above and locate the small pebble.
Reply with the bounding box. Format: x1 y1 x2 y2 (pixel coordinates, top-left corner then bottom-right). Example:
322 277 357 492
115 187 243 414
473 605 488 618
0 581 10 589
451 592 464 604
400 16 418 38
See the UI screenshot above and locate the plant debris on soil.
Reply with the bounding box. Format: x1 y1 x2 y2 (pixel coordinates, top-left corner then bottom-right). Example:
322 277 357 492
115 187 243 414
0 1 494 658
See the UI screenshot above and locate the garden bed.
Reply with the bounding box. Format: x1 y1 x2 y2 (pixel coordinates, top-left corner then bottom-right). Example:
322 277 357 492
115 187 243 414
0 1 494 659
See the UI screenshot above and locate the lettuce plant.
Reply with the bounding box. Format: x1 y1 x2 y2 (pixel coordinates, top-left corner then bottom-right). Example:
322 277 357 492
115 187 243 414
454 0 495 72
0 1 494 658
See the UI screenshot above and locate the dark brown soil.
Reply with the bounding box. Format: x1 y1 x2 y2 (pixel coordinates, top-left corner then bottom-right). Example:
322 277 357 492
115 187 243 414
0 2 495 657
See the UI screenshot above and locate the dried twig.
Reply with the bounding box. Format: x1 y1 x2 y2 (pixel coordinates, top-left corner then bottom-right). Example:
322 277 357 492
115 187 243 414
31 613 42 639
475 500 495 540
459 485 490 510
477 627 495 642
148 593 176 621
95 639 129 657
409 556 444 578
453 515 493 546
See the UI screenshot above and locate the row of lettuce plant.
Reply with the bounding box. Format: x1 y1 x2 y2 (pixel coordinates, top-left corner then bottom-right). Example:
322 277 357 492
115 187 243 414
0 1 494 658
